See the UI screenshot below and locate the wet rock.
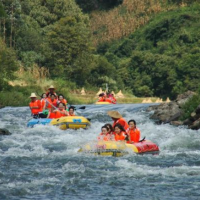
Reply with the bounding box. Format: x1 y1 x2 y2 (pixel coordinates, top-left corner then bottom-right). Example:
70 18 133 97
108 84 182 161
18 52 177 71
189 119 200 130
175 91 195 107
0 128 11 135
170 121 183 126
147 91 195 125
183 118 193 126
150 102 182 123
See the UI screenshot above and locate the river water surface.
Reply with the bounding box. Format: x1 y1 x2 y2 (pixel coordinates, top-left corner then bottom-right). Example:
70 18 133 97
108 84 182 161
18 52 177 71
0 104 200 200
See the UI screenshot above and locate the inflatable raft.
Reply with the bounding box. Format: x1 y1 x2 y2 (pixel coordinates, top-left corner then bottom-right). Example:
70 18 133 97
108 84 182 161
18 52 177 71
79 140 159 156
95 102 111 105
27 116 91 130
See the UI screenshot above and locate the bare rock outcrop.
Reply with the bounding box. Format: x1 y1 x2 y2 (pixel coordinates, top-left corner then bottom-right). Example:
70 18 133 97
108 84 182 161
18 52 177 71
147 91 195 125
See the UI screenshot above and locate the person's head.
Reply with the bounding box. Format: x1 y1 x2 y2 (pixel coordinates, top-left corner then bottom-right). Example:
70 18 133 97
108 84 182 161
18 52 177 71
49 85 55 93
69 106 75 115
50 94 56 100
128 120 136 129
101 125 109 135
58 102 65 110
114 123 125 134
58 94 64 101
41 93 47 99
105 123 114 133
30 93 37 101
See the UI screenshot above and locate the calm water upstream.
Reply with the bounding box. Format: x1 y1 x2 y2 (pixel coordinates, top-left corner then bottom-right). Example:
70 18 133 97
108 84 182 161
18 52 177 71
0 104 200 200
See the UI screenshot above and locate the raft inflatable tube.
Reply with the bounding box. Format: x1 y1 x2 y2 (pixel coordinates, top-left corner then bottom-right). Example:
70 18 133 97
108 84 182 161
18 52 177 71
27 118 52 127
95 102 111 105
79 140 159 157
50 116 91 130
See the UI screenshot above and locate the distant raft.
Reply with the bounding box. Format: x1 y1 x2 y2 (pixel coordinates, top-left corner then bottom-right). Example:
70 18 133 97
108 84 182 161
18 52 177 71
78 140 159 157
95 101 111 105
27 116 91 130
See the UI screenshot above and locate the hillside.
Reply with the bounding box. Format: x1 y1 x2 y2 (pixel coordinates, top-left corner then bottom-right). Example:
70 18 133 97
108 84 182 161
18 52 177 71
96 2 200 99
0 0 200 106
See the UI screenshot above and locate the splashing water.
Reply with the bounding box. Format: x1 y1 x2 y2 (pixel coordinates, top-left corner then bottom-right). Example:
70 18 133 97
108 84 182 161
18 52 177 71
0 104 200 200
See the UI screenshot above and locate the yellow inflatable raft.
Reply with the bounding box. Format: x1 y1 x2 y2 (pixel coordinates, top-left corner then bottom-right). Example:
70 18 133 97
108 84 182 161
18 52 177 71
95 102 111 105
50 116 91 130
79 140 159 157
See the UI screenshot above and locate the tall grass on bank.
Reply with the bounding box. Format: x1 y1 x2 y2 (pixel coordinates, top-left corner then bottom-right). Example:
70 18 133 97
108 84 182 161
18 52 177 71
90 0 182 45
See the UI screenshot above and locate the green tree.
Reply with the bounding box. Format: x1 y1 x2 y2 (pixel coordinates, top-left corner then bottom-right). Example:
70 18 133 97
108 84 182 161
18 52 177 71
0 38 18 91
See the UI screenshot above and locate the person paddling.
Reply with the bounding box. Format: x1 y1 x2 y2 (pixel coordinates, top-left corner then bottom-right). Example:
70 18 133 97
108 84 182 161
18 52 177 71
29 93 42 118
127 120 140 143
48 103 68 119
107 110 129 131
46 94 58 111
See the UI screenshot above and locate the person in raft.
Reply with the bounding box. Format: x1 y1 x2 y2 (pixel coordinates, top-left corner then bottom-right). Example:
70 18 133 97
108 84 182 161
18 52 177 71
107 110 129 130
46 85 57 98
98 125 115 141
29 93 42 119
46 94 58 111
40 93 47 111
126 119 141 143
48 102 69 119
114 123 128 141
105 123 114 135
57 94 67 105
68 106 76 116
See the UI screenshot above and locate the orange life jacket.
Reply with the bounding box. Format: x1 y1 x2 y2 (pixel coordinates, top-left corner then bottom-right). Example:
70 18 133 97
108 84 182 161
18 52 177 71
48 112 56 119
47 98 58 109
29 100 42 114
127 128 140 143
113 118 129 131
115 131 126 141
54 110 67 118
40 99 46 111
69 113 75 116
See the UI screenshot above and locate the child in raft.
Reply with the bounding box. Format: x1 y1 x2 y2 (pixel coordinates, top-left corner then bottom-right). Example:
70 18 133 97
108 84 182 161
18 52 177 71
98 125 115 141
114 123 128 141
126 120 140 143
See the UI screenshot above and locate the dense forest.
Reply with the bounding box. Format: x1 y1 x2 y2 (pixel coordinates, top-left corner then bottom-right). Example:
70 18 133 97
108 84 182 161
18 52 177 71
0 0 200 105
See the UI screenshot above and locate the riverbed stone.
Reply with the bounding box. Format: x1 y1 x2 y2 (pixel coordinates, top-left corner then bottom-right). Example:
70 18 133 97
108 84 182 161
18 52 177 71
0 128 11 135
170 121 183 126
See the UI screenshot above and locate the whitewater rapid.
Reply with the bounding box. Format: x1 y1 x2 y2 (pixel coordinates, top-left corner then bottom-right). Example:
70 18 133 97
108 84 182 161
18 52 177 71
0 104 200 200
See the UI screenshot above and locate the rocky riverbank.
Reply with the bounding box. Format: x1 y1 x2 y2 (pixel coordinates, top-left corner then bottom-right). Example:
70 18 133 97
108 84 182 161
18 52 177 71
147 91 200 130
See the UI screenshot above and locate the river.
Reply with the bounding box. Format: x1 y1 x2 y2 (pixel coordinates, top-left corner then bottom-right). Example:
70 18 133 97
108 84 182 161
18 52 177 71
0 104 200 200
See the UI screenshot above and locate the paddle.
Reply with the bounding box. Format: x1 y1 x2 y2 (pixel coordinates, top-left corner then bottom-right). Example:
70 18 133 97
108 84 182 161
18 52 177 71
139 137 146 142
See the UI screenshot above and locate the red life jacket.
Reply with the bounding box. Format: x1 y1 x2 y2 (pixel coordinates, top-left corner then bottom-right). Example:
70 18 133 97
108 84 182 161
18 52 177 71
29 100 42 114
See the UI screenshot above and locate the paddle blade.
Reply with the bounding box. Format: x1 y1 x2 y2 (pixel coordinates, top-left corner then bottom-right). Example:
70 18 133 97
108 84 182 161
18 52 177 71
79 106 86 109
